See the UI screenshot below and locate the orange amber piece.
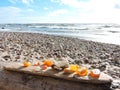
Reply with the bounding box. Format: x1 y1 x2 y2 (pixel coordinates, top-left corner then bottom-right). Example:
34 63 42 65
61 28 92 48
34 62 40 66
42 65 48 70
64 68 72 73
43 60 53 67
76 67 88 76
23 61 31 67
89 69 100 78
69 64 80 72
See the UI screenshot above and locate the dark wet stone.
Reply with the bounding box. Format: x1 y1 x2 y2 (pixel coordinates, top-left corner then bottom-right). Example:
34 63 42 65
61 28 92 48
2 55 11 60
88 49 93 52
84 58 89 64
87 56 93 59
46 54 53 58
99 64 106 71
1 27 5 29
15 56 20 59
100 54 108 59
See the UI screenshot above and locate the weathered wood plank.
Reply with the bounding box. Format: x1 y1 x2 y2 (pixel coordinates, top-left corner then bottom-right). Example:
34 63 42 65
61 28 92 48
4 62 113 84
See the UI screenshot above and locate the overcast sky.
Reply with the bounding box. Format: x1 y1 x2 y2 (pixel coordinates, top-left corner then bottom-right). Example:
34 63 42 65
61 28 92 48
0 0 120 23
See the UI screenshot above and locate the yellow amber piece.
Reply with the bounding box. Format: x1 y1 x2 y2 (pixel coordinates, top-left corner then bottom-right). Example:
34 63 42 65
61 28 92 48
23 61 31 67
69 64 80 72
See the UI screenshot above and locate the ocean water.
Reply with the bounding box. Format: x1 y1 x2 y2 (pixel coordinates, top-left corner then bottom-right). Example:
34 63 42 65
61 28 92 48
0 23 120 45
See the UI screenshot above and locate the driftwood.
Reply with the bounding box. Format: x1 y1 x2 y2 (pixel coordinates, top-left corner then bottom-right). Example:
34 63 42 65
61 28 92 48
4 62 113 84
0 62 113 90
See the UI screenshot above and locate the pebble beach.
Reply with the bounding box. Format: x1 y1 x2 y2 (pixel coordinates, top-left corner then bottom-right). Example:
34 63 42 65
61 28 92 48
0 31 120 81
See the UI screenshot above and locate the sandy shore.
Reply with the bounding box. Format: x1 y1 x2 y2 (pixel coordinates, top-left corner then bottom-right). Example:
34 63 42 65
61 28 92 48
0 31 120 80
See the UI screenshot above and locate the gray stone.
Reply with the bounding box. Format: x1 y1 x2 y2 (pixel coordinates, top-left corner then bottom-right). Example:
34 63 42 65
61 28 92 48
111 80 120 89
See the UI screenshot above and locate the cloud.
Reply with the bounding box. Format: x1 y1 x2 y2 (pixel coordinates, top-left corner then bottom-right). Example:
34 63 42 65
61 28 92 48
0 6 22 16
2 0 120 23
0 6 23 23
51 0 60 3
51 0 120 23
44 7 49 10
51 0 88 8
48 9 68 17
8 0 34 5
22 0 34 5
8 0 18 4
0 6 49 23
27 8 34 12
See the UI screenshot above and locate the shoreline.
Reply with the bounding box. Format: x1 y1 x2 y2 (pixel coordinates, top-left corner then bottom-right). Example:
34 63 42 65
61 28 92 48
0 30 120 46
0 31 120 80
